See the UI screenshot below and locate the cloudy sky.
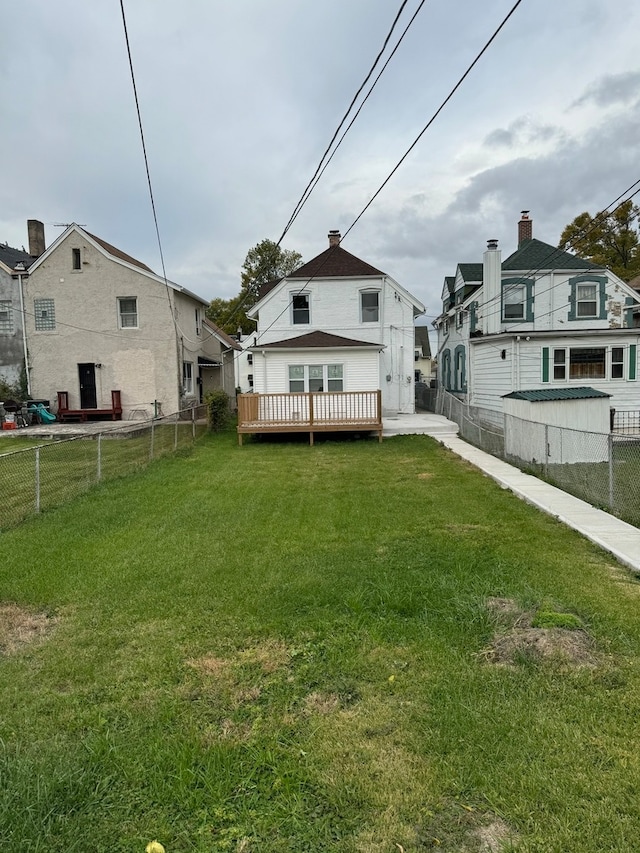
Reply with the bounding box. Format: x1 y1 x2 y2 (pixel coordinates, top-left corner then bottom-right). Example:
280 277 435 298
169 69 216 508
2 0 639 329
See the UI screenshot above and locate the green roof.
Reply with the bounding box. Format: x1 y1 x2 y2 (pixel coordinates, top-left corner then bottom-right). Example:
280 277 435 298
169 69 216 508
458 263 483 282
503 387 611 402
502 239 600 272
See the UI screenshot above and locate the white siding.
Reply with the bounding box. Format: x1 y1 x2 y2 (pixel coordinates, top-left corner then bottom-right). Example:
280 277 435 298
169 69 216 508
253 349 379 395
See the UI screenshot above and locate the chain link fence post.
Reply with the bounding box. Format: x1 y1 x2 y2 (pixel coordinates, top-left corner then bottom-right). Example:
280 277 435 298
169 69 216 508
97 433 102 482
544 424 549 479
192 406 196 440
150 419 155 460
608 432 614 512
35 446 40 513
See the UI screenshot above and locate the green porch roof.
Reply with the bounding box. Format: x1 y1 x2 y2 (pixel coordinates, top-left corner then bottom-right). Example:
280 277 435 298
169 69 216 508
503 387 611 402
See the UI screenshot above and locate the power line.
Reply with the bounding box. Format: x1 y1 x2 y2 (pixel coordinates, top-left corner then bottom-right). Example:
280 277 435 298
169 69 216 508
276 0 413 245
342 0 525 242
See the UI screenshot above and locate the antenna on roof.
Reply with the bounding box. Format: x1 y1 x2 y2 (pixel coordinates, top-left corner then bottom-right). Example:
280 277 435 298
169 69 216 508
52 222 86 228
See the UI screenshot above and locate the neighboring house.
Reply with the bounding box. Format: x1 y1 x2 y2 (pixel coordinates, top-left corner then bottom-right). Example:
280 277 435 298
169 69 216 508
23 221 224 419
235 328 258 394
414 325 433 382
0 224 40 389
245 230 425 415
435 212 640 426
200 317 241 399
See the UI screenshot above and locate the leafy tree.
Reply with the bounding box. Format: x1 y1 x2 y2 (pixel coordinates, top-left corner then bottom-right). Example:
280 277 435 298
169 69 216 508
207 239 303 335
558 200 640 281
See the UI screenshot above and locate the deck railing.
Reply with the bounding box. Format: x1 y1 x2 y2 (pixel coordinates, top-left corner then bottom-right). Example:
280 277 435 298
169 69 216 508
237 391 383 444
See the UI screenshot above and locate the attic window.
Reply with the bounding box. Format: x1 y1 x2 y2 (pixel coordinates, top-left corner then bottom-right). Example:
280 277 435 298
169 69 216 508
360 291 379 322
72 248 82 270
292 293 310 325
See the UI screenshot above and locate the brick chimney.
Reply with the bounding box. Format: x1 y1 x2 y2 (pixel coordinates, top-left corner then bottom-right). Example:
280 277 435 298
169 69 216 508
328 230 341 247
27 220 46 257
518 210 532 247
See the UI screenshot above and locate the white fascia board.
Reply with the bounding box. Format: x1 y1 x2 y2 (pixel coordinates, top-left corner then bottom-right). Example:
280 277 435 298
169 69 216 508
384 275 425 314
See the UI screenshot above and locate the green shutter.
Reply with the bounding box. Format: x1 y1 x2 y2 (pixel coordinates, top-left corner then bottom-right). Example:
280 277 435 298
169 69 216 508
542 347 549 382
630 344 637 381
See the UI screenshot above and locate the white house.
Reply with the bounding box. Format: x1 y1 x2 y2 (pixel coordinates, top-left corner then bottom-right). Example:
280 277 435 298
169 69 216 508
245 230 425 415
23 222 236 419
435 212 640 426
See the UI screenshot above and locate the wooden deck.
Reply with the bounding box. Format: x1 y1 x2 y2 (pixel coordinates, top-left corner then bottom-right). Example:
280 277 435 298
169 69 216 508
237 391 383 445
57 390 123 423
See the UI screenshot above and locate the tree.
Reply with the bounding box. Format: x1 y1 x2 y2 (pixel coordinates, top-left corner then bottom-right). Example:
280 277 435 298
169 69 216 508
207 239 303 335
558 200 640 282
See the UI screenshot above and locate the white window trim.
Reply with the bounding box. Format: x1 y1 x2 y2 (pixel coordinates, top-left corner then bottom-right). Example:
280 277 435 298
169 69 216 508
118 297 139 329
288 363 344 392
291 291 311 325
360 289 380 323
183 361 194 394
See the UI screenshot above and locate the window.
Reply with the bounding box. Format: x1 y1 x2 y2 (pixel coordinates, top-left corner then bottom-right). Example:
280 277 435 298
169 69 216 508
34 298 55 331
361 291 379 322
503 284 525 319
327 364 343 391
247 373 254 389
455 309 463 330
288 364 343 392
183 361 193 394
443 318 449 335
289 365 305 392
569 347 605 379
568 275 607 321
502 278 534 322
576 283 597 318
118 297 138 328
611 347 624 379
72 248 82 270
247 353 253 365
292 293 310 324
0 300 12 335
553 348 566 380
195 308 201 336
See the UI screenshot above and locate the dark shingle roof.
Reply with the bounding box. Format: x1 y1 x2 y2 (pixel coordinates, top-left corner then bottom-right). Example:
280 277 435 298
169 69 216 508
85 230 154 273
289 245 385 279
415 326 431 358
258 277 282 299
202 317 242 350
254 331 383 349
458 263 483 282
0 243 34 269
503 386 610 402
502 238 600 272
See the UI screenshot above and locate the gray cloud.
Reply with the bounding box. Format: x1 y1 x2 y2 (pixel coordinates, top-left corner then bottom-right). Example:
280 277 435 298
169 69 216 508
572 70 640 108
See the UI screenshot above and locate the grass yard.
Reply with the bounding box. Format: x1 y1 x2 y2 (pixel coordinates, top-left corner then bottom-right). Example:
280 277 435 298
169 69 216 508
2 429 640 851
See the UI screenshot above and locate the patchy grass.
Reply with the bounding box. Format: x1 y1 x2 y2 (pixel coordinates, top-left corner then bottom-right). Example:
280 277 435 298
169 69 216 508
1 430 640 851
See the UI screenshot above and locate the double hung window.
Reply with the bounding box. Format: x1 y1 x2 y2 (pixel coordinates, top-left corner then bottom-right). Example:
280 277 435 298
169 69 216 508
118 297 138 329
360 291 379 322
288 364 343 392
292 293 310 324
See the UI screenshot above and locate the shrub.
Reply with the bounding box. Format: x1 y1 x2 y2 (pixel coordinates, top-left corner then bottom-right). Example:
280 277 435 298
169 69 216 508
205 390 231 431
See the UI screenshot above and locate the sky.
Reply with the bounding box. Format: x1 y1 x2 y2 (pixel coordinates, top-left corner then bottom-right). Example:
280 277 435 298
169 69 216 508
2 0 640 336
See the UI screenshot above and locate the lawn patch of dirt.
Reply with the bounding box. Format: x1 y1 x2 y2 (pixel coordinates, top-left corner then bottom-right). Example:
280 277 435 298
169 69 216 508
418 472 434 480
414 803 519 852
0 603 57 656
303 691 340 715
483 597 596 667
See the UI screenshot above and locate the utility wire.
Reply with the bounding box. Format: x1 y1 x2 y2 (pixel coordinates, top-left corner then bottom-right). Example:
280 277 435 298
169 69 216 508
280 0 427 242
276 0 412 245
342 0 525 242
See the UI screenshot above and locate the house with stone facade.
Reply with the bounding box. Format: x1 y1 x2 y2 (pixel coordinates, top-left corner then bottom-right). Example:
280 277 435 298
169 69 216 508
23 221 237 419
435 212 640 426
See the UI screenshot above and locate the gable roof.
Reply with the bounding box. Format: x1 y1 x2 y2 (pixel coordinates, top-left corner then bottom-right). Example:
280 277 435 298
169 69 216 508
0 243 34 272
202 317 242 350
252 331 383 350
458 263 483 282
28 224 209 305
84 230 154 273
415 325 431 358
289 245 385 279
502 238 600 271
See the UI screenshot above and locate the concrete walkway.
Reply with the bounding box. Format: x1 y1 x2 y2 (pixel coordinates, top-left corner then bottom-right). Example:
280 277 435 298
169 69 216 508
383 412 640 573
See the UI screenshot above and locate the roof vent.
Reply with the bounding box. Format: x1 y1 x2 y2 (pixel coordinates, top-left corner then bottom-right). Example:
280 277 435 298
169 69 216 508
486 239 499 251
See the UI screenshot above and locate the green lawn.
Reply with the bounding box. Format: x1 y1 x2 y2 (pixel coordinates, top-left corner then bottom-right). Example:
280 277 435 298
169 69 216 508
1 430 640 852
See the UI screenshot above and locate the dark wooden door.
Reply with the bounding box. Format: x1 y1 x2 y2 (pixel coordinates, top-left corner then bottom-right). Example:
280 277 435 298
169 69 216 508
78 363 97 409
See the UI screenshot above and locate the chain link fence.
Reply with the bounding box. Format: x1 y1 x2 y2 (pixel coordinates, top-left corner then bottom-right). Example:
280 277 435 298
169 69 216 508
1 405 209 531
436 389 640 529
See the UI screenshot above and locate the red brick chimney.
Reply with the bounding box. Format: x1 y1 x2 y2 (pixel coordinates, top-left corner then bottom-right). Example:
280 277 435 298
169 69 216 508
27 220 46 257
328 230 341 247
518 211 532 247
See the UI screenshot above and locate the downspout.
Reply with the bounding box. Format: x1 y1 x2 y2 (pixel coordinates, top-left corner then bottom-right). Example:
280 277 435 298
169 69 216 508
16 268 31 396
